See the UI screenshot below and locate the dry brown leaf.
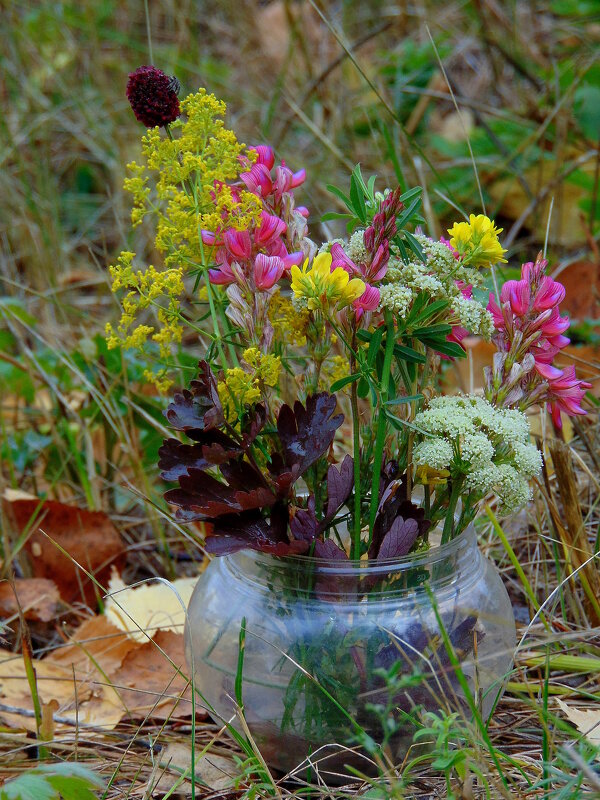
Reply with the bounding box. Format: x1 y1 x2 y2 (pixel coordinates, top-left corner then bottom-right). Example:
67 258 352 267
147 742 238 796
0 648 93 731
0 578 61 622
105 572 198 642
3 497 125 606
557 699 600 753
112 630 196 720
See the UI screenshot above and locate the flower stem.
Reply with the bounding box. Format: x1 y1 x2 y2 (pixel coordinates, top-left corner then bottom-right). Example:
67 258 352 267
368 310 396 543
350 331 362 559
441 476 463 544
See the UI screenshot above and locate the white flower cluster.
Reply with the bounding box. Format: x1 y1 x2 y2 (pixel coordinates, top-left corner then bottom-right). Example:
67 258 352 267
378 234 493 339
413 395 542 513
346 229 368 265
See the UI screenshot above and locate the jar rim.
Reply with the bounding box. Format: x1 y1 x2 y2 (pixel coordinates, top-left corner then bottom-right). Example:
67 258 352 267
226 523 478 579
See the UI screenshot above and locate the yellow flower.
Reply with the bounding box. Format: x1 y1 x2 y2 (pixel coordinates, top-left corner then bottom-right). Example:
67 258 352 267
290 252 365 313
414 465 451 487
448 214 507 268
268 290 309 346
219 348 282 421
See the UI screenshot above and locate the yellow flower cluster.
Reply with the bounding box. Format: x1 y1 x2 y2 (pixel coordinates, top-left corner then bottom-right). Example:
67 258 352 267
448 214 507 268
108 89 263 389
105 252 184 389
219 348 281 417
290 253 365 313
268 290 310 347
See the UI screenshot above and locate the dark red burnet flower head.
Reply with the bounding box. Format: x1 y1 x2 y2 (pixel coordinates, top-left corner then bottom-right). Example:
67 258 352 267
126 65 181 128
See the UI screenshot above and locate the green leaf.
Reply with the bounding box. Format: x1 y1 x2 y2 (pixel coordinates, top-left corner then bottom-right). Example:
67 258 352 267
0 764 102 800
393 344 426 364
420 337 467 359
396 196 422 228
357 377 370 398
399 186 422 204
0 298 38 327
330 373 361 392
404 229 426 262
367 327 384 367
321 211 352 222
414 323 452 337
350 170 367 224
326 184 353 212
367 174 377 200
384 394 423 405
357 329 372 343
411 298 450 326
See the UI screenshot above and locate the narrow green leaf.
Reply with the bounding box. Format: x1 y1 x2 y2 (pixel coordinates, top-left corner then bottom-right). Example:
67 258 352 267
367 327 384 367
326 184 353 212
420 337 467 359
384 394 423 405
399 186 422 204
393 344 426 364
414 323 452 337
330 373 361 392
396 196 422 228
321 211 352 222
350 171 367 224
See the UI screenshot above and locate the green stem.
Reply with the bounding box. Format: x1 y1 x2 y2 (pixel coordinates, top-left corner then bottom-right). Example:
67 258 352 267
350 333 362 560
368 310 396 542
441 476 463 544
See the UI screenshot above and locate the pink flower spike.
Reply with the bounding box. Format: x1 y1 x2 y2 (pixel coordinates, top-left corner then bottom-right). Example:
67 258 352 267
509 279 531 315
256 211 286 246
241 163 273 196
533 276 566 311
253 253 286 290
330 243 359 276
209 265 236 285
547 334 570 350
251 145 275 169
539 308 570 337
224 228 252 260
291 168 306 188
369 242 390 282
355 285 380 312
547 364 591 427
535 361 563 380
487 293 504 328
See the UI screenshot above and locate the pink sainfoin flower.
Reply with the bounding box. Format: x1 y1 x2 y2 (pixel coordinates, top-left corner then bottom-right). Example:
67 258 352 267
485 253 590 429
200 144 311 347
330 188 404 320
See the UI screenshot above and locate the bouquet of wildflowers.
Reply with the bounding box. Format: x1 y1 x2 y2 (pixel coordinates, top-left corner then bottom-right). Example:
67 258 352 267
109 67 590 565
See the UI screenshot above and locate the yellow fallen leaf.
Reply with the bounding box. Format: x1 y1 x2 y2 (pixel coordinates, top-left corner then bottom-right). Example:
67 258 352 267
557 698 600 751
105 571 198 642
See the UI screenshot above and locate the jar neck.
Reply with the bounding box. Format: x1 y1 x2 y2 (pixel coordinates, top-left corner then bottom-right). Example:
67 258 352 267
222 525 483 600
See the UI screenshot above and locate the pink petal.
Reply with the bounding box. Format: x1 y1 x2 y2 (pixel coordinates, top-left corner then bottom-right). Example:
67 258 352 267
256 211 286 245
224 228 252 260
251 145 275 170
291 168 306 188
254 253 285 290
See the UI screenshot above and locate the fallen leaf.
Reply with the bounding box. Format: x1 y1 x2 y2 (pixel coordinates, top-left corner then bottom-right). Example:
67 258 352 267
3 498 125 606
0 578 61 622
112 630 196 720
557 698 600 752
105 572 198 642
0 649 93 731
147 742 238 796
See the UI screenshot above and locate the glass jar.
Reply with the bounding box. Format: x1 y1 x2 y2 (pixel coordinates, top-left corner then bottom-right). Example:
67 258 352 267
185 525 515 778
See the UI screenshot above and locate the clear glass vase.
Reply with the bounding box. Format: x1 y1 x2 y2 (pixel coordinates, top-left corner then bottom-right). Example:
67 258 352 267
185 524 515 778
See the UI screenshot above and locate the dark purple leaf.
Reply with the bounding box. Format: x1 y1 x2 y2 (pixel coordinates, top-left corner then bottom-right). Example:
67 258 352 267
370 478 430 558
277 393 343 474
377 517 420 560
290 506 319 542
324 455 354 522
165 466 276 519
158 431 241 481
164 361 224 433
205 511 308 556
313 539 349 560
